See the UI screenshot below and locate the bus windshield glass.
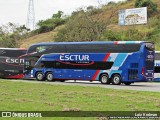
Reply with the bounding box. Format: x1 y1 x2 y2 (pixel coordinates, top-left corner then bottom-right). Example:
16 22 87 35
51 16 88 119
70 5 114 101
145 43 154 51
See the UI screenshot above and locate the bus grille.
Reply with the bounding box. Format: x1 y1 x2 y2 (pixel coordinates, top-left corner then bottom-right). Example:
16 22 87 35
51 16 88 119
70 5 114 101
128 69 138 80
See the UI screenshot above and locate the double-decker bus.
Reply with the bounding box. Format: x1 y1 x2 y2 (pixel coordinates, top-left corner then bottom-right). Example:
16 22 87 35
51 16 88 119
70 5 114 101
0 48 26 79
154 51 160 81
23 41 154 85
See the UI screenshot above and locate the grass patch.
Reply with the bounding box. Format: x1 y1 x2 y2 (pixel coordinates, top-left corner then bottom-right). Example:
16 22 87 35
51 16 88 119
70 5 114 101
0 79 159 120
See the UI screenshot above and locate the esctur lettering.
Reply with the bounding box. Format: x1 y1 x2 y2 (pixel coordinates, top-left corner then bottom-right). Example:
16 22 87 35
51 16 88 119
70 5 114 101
60 54 89 61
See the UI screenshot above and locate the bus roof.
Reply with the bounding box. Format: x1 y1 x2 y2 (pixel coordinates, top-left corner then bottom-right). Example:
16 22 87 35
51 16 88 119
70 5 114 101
29 41 150 47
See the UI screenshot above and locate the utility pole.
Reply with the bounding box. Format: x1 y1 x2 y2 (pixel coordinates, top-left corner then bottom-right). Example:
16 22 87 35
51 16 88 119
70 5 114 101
26 0 35 30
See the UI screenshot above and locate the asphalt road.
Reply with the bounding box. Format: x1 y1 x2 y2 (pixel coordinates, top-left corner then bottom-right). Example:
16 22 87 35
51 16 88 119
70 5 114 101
10 79 160 92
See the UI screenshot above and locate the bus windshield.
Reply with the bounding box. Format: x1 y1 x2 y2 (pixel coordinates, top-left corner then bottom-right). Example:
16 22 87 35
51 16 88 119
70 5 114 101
144 42 154 71
145 43 154 51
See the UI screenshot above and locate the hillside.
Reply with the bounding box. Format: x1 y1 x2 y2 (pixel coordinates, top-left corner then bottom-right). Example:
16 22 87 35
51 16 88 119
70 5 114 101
20 25 64 48
20 0 160 49
20 31 55 48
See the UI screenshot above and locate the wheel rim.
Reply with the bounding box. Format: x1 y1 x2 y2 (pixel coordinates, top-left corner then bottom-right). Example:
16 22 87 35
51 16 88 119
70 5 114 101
47 74 53 81
101 76 108 83
37 73 43 80
113 76 120 84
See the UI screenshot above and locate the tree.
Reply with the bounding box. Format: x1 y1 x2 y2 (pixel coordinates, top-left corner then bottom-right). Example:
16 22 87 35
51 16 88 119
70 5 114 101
52 11 63 19
55 7 118 42
0 23 29 47
135 0 157 16
37 11 66 33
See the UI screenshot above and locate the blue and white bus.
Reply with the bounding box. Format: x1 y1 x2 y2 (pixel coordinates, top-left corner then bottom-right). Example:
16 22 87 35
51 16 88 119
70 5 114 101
154 51 160 82
23 41 154 85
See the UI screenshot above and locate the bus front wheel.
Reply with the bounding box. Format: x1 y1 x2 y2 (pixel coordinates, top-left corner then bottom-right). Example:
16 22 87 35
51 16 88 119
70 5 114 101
99 74 110 84
111 74 121 85
46 72 54 81
36 72 45 81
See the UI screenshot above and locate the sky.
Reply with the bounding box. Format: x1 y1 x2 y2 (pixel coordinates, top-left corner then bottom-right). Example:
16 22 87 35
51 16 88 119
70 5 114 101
0 0 125 27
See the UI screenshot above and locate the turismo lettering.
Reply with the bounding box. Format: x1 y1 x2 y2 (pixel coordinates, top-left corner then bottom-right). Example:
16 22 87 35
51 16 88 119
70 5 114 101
60 54 89 61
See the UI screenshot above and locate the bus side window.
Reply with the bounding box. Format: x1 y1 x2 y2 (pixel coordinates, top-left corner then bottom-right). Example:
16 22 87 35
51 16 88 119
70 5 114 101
55 62 60 68
56 62 60 66
40 63 44 68
55 62 67 69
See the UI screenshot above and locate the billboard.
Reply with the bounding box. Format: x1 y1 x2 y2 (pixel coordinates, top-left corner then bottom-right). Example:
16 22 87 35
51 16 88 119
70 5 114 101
119 7 147 25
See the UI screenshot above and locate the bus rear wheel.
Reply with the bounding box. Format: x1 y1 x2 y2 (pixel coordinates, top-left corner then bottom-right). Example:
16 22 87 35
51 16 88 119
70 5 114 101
46 72 54 81
100 74 110 84
36 72 45 81
111 74 121 85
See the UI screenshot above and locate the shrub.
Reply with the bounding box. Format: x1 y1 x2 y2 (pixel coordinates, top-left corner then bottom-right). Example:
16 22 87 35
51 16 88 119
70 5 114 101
37 11 66 33
103 30 121 41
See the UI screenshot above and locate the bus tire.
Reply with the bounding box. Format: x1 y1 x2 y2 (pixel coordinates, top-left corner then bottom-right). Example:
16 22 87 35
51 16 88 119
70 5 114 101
36 72 45 81
46 72 54 81
99 74 110 84
124 82 131 85
111 74 121 85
